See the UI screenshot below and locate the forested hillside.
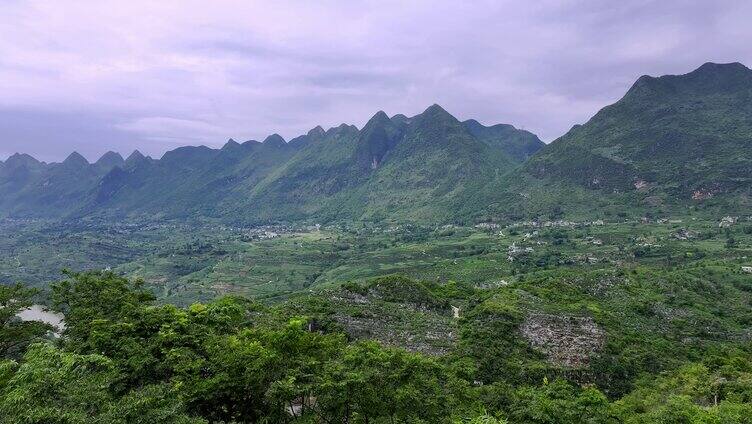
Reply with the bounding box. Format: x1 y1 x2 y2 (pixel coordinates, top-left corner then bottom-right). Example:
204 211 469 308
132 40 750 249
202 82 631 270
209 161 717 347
2 268 751 423
475 62 752 221
0 105 538 224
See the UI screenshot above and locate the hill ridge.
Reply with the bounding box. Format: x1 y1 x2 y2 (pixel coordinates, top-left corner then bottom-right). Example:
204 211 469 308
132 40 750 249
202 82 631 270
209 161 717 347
2 61 748 223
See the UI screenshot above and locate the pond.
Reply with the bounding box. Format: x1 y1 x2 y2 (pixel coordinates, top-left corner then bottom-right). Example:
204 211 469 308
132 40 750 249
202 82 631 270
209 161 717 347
17 304 65 331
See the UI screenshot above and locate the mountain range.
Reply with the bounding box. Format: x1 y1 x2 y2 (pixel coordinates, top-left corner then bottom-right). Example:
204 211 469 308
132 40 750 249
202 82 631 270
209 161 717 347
1 62 750 224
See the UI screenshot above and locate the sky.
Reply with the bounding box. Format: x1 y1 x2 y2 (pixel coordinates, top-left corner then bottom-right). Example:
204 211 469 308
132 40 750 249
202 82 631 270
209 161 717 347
1 0 751 162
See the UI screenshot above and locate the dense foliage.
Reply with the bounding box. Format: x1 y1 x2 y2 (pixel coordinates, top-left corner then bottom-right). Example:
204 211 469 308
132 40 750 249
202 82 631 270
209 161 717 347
1 270 750 422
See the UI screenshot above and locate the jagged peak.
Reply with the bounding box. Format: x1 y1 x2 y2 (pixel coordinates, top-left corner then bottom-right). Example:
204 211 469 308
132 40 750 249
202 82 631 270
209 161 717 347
693 61 750 74
5 153 41 167
354 110 404 169
423 103 450 115
390 114 410 125
159 145 215 164
362 111 394 131
308 125 325 137
684 61 752 87
222 138 240 150
263 134 286 146
370 110 390 121
326 123 358 136
7 152 38 162
63 151 89 166
415 103 459 127
289 126 327 149
626 61 752 99
125 150 146 164
464 119 516 132
95 151 124 165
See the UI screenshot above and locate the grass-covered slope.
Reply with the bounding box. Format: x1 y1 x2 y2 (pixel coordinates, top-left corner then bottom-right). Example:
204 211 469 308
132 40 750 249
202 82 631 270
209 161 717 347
463 118 544 161
475 62 752 221
226 104 521 223
87 139 297 220
339 105 518 222
528 63 751 209
233 124 362 222
0 152 120 218
528 62 752 193
0 105 533 224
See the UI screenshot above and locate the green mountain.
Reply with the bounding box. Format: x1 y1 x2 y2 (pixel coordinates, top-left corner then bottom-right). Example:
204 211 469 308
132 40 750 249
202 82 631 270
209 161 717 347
353 111 404 170
87 139 297 219
0 152 119 218
0 104 536 223
528 62 752 193
478 62 752 221
3 62 750 223
340 105 519 222
236 104 521 223
463 119 544 161
94 151 125 173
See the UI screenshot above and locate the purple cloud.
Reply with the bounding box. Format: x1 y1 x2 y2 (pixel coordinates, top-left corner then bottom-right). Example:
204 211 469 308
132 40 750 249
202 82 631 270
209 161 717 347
1 0 750 162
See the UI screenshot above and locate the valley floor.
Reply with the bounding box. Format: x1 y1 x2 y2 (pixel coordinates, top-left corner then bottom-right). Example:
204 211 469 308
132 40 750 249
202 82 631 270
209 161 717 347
3 215 750 304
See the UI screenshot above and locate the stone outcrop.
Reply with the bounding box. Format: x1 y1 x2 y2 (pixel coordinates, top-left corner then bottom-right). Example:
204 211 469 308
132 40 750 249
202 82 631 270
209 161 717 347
520 313 605 368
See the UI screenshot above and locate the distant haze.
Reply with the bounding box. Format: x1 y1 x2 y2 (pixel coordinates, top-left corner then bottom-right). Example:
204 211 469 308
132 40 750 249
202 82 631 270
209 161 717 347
1 0 751 162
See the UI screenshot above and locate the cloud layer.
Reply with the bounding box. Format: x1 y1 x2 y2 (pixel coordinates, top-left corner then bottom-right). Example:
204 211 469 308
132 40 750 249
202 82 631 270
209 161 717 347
1 0 750 162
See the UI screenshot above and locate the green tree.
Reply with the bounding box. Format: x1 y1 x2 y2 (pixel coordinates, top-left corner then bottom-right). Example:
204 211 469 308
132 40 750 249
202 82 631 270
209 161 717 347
455 414 509 424
52 270 155 344
613 353 752 424
313 340 473 423
509 379 609 424
0 343 202 424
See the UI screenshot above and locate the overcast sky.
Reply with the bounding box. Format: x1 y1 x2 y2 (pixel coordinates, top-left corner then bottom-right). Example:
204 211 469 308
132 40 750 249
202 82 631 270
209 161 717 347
1 0 751 162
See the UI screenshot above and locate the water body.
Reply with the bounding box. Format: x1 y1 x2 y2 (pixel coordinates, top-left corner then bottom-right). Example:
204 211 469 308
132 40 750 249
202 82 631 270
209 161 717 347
17 304 65 331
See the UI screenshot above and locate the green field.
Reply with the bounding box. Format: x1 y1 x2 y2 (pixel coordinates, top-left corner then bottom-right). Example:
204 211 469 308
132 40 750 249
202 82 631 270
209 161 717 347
3 215 750 306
